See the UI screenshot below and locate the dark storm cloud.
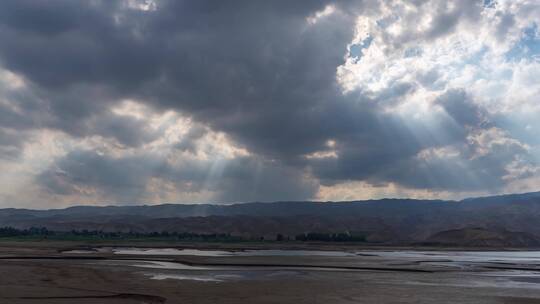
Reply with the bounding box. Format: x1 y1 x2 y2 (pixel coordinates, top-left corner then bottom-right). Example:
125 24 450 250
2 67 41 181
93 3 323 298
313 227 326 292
0 0 158 89
37 150 186 200
0 0 530 202
0 0 356 155
0 0 361 200
37 150 317 203
0 80 161 147
88 111 160 147
435 89 486 127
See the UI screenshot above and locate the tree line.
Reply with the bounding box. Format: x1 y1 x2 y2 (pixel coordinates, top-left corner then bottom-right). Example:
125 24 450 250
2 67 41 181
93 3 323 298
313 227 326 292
0 226 368 242
294 232 366 242
0 226 241 241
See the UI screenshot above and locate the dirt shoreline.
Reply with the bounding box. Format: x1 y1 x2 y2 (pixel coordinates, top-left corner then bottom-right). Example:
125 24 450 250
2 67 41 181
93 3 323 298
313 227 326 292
2 241 540 303
4 239 540 253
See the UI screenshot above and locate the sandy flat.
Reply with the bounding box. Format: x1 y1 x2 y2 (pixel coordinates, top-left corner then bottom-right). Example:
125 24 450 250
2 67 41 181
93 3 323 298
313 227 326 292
2 242 540 303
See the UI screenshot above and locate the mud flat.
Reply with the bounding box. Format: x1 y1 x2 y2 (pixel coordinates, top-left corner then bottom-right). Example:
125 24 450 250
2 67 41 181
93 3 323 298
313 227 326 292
3 242 540 303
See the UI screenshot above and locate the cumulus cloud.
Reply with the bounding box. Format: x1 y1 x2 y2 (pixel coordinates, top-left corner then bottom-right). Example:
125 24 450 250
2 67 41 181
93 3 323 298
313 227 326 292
0 0 539 207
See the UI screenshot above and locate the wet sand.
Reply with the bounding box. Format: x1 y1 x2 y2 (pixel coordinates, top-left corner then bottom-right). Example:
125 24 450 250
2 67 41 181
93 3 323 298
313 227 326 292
2 242 540 303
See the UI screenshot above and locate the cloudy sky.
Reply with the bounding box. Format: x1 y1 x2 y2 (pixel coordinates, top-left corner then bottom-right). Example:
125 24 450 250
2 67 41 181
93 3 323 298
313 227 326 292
0 0 539 208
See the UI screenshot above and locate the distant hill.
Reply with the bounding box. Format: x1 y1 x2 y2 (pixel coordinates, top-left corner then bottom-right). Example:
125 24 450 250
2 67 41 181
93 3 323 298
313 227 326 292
2 191 540 246
0 198 453 218
424 227 540 247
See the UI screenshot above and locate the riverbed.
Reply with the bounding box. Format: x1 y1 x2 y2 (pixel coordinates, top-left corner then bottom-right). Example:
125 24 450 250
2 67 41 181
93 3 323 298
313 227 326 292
3 243 540 303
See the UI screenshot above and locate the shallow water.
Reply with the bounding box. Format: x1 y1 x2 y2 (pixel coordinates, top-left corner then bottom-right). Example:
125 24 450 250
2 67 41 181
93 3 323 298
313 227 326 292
95 259 310 282
357 250 540 263
76 247 540 285
148 273 225 282
109 247 356 257
107 248 540 267
130 260 215 270
144 270 301 282
113 248 235 256
75 247 540 262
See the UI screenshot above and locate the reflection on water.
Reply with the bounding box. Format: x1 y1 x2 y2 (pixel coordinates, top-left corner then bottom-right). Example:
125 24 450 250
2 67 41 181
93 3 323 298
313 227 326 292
142 267 304 282
101 259 305 282
110 247 356 257
145 271 297 282
357 250 540 263
113 248 235 256
66 247 540 262
131 261 214 270
241 249 355 257
97 259 344 282
149 274 225 282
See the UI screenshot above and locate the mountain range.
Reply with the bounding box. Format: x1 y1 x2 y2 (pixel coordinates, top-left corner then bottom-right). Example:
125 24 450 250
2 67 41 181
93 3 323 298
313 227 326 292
3 191 540 247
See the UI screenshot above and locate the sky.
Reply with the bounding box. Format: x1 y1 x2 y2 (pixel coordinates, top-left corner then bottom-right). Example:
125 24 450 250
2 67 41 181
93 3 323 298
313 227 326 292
0 0 539 208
